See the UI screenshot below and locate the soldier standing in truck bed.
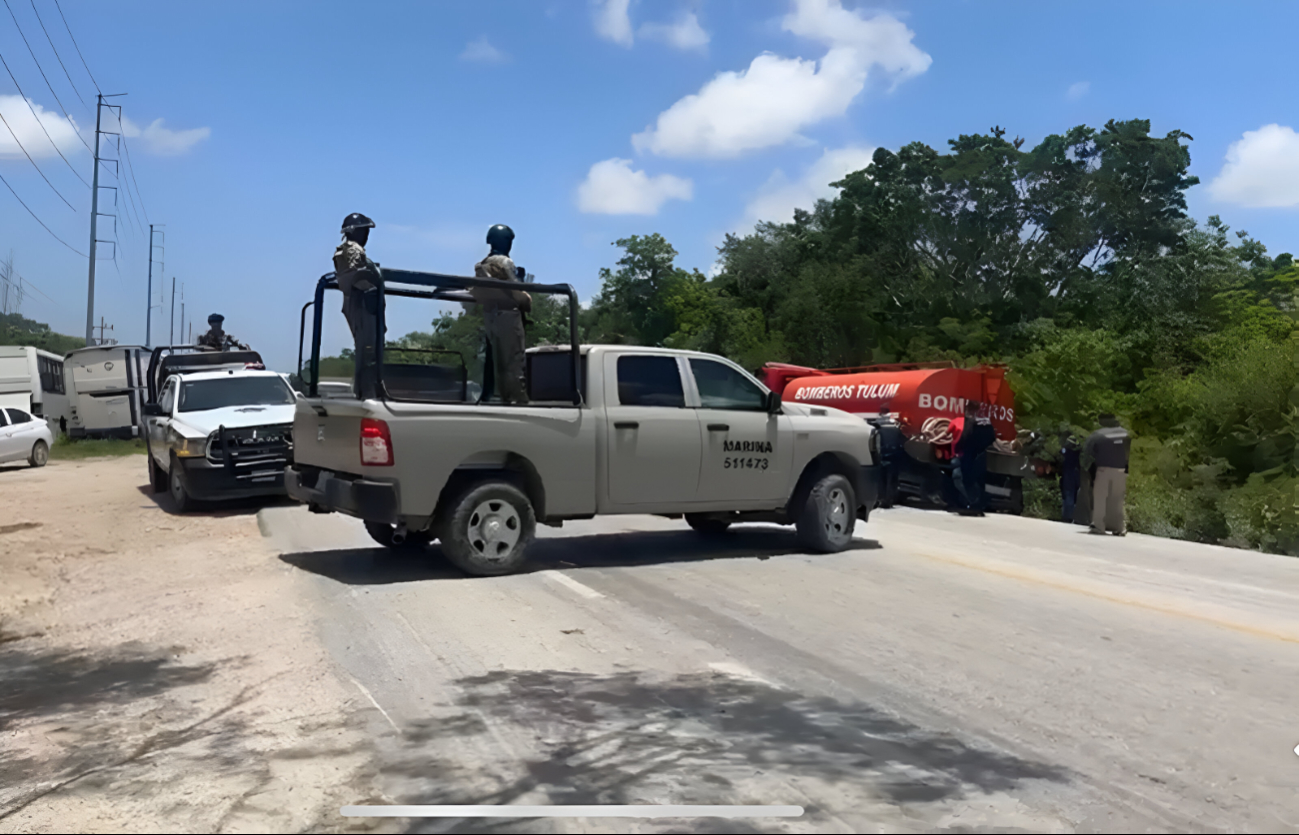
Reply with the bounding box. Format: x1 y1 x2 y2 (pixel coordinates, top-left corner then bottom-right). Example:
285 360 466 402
333 213 382 399
472 224 531 405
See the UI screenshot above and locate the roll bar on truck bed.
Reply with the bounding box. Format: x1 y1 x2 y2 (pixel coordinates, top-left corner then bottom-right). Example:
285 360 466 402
301 268 583 406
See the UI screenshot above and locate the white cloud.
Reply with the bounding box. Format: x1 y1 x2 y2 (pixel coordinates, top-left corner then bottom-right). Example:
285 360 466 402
460 36 508 64
1208 124 1299 208
592 0 634 47
632 0 929 159
739 144 875 229
639 12 709 52
576 157 692 215
0 95 84 159
118 114 210 156
1067 81 1089 100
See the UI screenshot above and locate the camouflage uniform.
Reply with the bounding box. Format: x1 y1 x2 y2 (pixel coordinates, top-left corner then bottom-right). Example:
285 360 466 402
473 254 531 404
196 328 248 351
333 239 383 399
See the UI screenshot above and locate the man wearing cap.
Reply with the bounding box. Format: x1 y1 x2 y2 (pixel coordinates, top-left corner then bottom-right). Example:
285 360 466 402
333 213 382 399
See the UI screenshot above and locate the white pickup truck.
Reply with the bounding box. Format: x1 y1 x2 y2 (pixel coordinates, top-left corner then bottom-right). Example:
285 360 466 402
286 269 880 576
143 348 296 512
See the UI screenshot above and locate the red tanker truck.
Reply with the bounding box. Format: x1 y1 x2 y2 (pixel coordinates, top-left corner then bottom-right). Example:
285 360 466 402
760 361 1041 514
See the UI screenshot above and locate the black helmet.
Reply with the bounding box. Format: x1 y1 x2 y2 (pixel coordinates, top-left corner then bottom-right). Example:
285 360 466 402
208 313 224 325
486 224 514 250
342 213 375 233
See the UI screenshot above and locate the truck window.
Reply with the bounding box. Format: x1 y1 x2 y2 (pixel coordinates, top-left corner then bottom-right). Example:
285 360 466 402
616 355 684 408
178 377 295 413
689 359 766 411
528 351 586 402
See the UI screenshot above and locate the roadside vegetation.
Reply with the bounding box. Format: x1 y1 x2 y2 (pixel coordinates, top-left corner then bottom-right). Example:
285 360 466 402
50 436 147 460
319 118 1296 556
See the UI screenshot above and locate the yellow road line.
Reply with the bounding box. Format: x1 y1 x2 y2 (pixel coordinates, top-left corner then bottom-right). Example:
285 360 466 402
914 551 1299 645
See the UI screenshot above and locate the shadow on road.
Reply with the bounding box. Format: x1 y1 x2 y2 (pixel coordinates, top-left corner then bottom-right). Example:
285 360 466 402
381 668 1069 834
279 528 883 586
134 483 298 518
0 639 375 827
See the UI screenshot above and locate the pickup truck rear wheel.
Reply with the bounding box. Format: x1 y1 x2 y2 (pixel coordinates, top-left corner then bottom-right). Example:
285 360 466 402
796 473 856 553
440 481 535 576
685 514 731 536
364 521 433 549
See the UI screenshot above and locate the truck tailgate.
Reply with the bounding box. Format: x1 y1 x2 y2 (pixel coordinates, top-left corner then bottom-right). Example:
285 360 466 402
292 398 369 474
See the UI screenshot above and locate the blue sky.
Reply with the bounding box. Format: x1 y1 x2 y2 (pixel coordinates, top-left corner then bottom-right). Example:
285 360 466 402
1 0 1297 373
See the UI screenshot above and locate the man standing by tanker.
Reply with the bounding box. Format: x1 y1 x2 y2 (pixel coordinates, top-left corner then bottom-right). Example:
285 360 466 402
1085 413 1130 535
952 400 996 516
333 213 382 399
473 224 531 405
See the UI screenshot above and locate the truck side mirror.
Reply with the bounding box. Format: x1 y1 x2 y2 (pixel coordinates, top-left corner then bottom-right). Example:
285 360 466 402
766 390 782 415
143 402 164 417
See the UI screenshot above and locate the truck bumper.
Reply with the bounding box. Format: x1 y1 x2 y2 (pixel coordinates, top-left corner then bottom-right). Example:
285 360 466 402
285 466 399 524
179 456 285 500
857 465 881 515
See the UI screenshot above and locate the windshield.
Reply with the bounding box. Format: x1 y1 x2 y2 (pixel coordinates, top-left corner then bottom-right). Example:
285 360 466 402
178 376 294 412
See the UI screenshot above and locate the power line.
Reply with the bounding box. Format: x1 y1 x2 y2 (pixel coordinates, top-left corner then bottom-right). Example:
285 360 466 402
3 0 92 175
0 90 77 210
29 0 91 117
118 131 147 223
0 47 87 191
52 0 97 94
0 168 86 255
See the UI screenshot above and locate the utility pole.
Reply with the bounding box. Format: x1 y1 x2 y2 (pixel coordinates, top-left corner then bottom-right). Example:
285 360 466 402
169 276 176 345
93 317 115 345
85 93 127 346
148 225 165 348
179 283 185 346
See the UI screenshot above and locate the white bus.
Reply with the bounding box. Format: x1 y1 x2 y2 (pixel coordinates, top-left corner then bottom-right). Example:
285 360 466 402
0 345 70 436
65 345 149 439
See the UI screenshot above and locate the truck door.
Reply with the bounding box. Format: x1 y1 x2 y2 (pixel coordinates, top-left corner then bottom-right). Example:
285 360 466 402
688 358 792 504
148 380 176 468
603 353 702 508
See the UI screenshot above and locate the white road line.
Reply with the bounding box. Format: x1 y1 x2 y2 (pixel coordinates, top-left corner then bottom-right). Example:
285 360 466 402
707 661 778 688
348 674 400 733
342 804 804 818
539 570 605 600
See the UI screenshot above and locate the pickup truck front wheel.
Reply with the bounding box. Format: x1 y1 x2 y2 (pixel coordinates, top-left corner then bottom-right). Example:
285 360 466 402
168 454 195 513
440 481 535 576
796 473 856 553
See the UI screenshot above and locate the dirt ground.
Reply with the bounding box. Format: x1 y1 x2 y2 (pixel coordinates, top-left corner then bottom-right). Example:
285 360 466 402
0 455 392 834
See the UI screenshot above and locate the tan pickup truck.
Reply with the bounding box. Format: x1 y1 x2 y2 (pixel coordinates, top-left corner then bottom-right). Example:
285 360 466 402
286 269 880 575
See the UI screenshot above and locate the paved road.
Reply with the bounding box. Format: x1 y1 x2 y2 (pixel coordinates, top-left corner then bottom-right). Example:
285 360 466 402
261 505 1299 834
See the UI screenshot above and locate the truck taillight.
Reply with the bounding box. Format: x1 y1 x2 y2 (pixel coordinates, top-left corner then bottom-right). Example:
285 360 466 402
359 418 393 466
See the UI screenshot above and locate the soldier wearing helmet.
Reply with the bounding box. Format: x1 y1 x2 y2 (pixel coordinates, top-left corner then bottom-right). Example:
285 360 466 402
332 212 382 398
472 224 531 404
196 313 248 351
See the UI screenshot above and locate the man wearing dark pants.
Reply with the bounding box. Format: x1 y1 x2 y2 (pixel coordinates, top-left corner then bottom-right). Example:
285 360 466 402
1059 428 1082 523
1085 413 1131 535
952 400 996 516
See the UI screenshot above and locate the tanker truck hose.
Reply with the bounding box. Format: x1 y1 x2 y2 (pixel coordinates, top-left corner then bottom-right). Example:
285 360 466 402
919 417 953 445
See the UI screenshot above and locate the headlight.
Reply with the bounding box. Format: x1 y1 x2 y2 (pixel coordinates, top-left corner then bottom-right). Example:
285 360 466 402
170 430 208 457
